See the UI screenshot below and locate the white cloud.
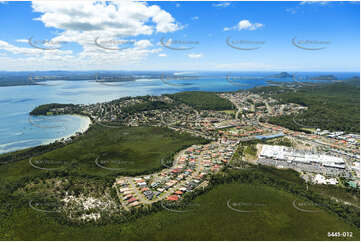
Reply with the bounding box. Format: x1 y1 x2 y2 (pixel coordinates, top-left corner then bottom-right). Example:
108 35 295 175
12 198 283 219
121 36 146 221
287 1 331 14
158 53 167 57
150 5 183 33
191 16 199 21
300 1 329 5
16 39 29 43
175 3 180 7
134 39 153 49
187 53 203 59
224 20 264 31
32 0 182 35
0 40 72 55
0 0 183 70
212 2 231 8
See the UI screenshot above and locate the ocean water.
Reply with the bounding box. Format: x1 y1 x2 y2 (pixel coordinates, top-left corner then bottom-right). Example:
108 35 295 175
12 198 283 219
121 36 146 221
0 72 357 154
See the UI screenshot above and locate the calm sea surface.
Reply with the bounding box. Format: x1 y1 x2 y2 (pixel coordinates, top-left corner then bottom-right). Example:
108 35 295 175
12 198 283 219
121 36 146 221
0 72 357 154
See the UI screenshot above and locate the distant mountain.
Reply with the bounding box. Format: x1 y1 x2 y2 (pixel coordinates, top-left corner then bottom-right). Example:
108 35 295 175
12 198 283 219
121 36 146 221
268 72 292 78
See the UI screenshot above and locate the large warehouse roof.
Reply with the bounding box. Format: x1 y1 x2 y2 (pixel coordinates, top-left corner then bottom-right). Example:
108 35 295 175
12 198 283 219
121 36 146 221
259 145 345 169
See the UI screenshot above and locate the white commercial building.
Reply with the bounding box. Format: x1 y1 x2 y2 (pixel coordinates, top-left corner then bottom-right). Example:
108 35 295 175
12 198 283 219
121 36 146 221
259 145 345 169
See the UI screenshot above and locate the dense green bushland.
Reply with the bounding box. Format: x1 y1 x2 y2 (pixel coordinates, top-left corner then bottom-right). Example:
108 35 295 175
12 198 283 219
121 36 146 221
253 81 360 132
0 165 359 240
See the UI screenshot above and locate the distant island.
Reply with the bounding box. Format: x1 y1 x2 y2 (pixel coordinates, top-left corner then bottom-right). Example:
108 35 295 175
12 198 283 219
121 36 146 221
268 72 293 78
0 72 138 87
0 71 202 87
266 73 339 80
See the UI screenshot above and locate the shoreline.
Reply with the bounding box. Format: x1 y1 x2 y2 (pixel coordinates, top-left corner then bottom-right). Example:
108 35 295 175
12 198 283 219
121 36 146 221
0 114 92 156
1 77 358 155
45 114 92 145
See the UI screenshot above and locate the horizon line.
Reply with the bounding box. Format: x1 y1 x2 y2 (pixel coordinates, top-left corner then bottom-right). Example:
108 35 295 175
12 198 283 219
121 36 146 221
0 70 359 73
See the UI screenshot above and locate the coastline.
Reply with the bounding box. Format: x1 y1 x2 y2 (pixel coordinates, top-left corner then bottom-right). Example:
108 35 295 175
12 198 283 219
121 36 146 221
0 114 92 155
1 75 358 156
45 114 92 145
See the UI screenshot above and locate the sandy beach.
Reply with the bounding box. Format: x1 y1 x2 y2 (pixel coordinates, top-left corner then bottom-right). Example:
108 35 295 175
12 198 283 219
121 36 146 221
45 114 92 145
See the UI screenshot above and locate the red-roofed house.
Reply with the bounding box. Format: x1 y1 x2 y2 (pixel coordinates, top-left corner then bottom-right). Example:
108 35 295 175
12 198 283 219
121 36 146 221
166 195 179 201
128 197 137 204
141 187 149 192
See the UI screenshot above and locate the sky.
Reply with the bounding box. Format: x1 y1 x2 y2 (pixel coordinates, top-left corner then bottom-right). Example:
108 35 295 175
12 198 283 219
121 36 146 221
0 1 359 72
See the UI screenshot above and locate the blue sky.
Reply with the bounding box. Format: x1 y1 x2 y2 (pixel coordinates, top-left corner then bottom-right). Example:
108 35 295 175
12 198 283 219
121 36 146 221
0 1 359 72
